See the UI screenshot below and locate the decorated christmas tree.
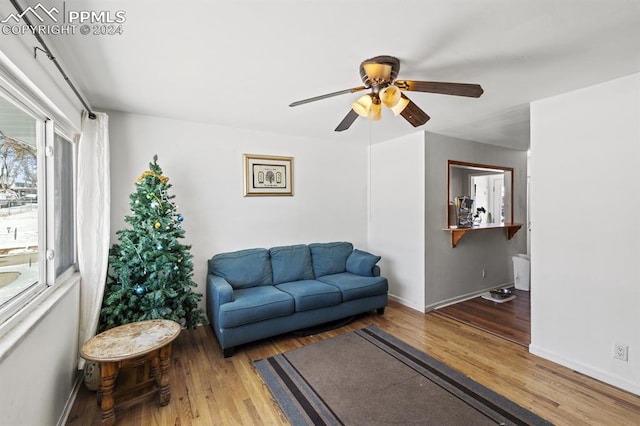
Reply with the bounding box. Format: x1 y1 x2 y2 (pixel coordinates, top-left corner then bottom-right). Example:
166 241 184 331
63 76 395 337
99 155 205 331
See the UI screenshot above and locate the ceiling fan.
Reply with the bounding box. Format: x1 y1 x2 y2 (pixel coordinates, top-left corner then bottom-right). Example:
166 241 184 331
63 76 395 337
289 55 484 132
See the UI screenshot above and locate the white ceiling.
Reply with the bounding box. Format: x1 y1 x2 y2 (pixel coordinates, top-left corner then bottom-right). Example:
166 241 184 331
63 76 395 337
38 0 640 149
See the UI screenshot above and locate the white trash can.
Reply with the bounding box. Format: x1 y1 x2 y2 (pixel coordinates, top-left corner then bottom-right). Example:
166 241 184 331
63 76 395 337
512 254 530 291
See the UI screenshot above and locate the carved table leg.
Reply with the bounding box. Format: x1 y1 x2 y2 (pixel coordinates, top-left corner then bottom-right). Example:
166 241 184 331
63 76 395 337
96 384 102 406
150 352 160 383
158 344 173 406
99 361 118 426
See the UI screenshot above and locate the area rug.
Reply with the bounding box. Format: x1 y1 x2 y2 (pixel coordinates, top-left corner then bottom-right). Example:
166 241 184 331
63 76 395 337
254 325 551 425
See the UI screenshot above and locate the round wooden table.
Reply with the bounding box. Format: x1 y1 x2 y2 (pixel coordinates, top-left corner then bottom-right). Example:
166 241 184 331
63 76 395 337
81 319 181 426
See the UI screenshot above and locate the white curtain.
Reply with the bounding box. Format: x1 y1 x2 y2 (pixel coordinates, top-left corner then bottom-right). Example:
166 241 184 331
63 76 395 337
77 111 110 369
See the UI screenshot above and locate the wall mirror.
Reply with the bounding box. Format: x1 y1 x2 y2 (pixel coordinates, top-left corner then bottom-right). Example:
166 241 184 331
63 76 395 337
447 160 514 227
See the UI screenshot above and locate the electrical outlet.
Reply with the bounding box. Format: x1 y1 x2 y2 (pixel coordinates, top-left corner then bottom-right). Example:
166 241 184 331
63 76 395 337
614 344 628 361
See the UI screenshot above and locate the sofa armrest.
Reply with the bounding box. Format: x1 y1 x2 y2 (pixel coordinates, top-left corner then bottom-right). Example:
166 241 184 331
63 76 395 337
206 274 234 324
372 265 381 277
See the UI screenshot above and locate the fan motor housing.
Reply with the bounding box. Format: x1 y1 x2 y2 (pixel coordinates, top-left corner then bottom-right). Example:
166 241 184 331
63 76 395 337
360 55 400 87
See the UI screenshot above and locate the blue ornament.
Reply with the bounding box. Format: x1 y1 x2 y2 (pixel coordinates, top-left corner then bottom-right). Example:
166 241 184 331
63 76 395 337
177 214 184 222
157 243 163 250
150 201 158 209
133 285 146 296
173 265 179 271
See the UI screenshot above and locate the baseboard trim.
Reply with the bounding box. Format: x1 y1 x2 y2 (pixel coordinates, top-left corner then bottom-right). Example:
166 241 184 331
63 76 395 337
529 344 640 397
388 283 516 313
428 282 514 311
388 294 425 313
57 371 83 426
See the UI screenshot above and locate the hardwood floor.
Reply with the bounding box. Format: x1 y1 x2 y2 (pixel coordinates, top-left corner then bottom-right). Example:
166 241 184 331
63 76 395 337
434 288 531 347
67 300 640 425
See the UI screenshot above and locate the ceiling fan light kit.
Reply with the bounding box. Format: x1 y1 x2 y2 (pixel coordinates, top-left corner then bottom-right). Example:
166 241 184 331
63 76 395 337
368 98 382 121
352 94 373 117
352 93 383 121
390 95 410 116
289 55 484 132
379 85 402 108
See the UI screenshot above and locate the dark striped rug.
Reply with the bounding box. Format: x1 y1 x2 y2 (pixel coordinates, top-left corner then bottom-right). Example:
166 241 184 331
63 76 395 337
254 325 552 425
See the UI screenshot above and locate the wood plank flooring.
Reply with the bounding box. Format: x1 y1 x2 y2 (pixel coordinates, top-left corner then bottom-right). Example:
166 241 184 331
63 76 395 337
66 300 640 425
434 288 531 347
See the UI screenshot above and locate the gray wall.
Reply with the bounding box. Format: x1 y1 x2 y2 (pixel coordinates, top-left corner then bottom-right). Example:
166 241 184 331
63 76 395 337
424 132 527 309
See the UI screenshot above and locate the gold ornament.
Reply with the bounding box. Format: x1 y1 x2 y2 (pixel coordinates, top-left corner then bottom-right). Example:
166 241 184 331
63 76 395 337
154 221 161 229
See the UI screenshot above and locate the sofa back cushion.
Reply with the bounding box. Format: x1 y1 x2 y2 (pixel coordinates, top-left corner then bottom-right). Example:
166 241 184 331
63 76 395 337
209 248 273 289
309 242 354 277
269 244 315 284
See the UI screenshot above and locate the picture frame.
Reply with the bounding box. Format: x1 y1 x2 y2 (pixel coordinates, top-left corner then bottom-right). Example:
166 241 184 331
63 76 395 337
243 154 294 196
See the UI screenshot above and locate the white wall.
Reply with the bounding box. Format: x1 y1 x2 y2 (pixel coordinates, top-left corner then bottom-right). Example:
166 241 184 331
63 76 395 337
424 133 528 309
530 73 640 395
0 277 80 426
108 111 370 307
368 133 425 311
0 36 83 425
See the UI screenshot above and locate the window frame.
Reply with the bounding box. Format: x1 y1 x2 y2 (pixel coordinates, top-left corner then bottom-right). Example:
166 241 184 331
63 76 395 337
48 124 77 283
0 65 79 330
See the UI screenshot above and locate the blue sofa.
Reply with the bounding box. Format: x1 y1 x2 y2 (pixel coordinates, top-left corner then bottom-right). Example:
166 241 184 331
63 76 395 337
207 242 388 357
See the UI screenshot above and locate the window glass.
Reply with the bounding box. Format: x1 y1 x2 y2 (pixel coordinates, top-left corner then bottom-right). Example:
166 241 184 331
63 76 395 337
54 132 74 277
0 95 40 309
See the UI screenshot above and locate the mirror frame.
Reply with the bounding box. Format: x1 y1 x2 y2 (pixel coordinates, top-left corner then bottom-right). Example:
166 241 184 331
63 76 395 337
447 160 515 227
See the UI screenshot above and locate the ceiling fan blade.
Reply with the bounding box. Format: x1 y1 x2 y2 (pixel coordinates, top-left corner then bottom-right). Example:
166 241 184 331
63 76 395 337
395 81 484 98
399 94 430 127
289 86 368 107
335 109 359 132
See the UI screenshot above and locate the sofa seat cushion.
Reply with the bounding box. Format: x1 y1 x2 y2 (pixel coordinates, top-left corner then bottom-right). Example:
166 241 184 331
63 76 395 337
316 273 388 302
309 242 354 277
209 248 273 289
270 245 315 284
275 280 342 312
219 286 293 328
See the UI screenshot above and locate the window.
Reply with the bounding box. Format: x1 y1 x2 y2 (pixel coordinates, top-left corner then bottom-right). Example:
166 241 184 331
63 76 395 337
0 88 76 325
53 132 75 278
0 95 42 321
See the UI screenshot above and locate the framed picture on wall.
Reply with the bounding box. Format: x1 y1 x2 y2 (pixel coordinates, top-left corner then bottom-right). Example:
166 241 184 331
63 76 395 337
243 154 294 196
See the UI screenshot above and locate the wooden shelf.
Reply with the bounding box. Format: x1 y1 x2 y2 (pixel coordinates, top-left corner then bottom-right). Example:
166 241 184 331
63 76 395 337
443 223 522 247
